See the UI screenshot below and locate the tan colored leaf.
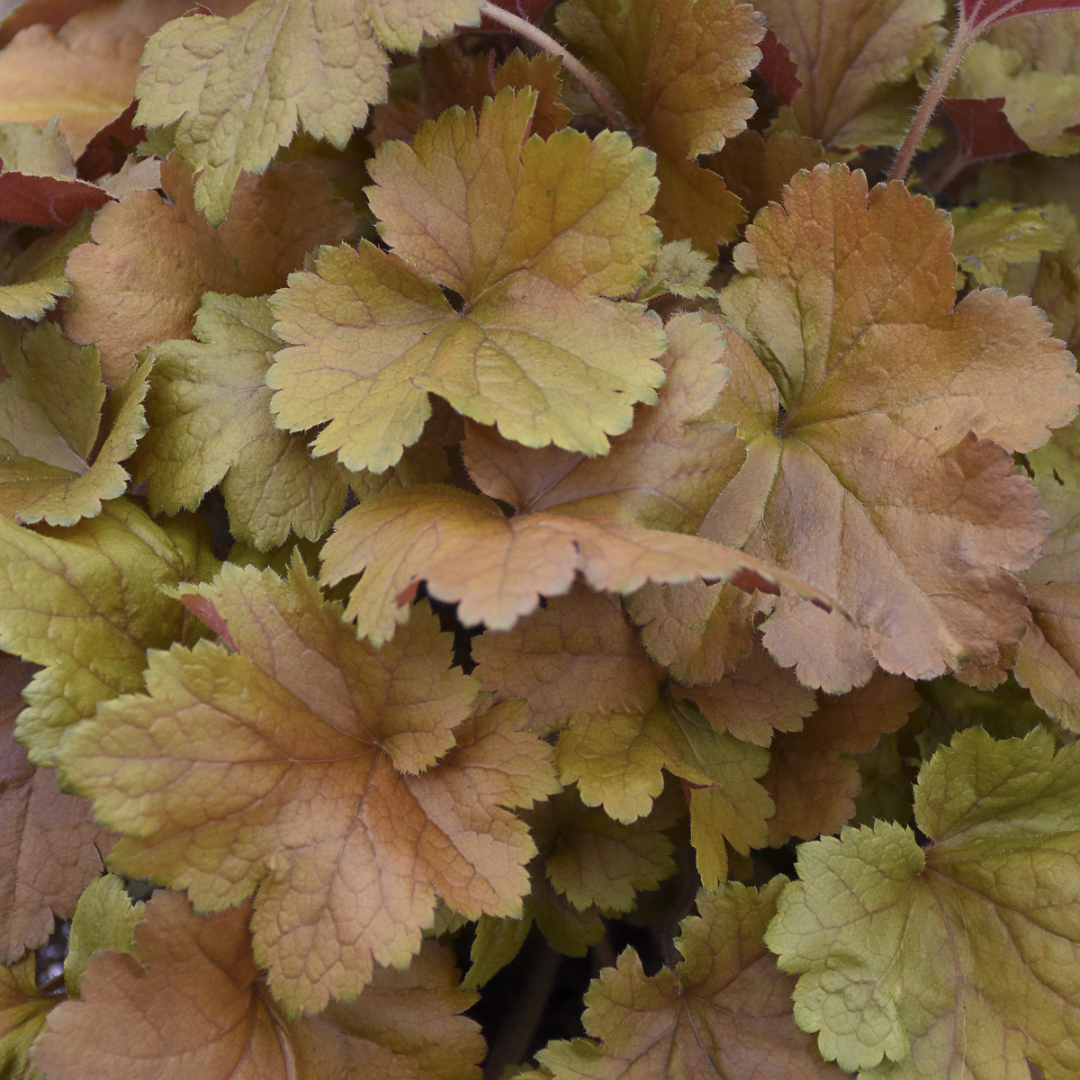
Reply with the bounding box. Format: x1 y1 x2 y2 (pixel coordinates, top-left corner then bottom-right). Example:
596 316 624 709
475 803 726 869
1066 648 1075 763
557 0 763 249
538 878 843 1080
755 0 945 148
673 637 817 746
57 561 558 1014
461 314 745 534
32 889 485 1078
133 293 349 550
0 654 113 964
472 584 660 736
320 483 837 647
762 670 919 845
64 154 354 384
1014 478 1080 730
716 164 1078 691
269 89 666 470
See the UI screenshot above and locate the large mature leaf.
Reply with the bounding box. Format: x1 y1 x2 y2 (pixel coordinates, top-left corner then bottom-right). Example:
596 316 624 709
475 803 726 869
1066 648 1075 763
0 498 218 764
269 88 666 471
134 0 483 223
134 293 349 550
752 0 945 148
556 0 763 250
711 164 1077 691
766 726 1080 1078
56 561 559 1014
32 889 486 1079
539 879 843 1079
64 154 354 384
0 321 148 526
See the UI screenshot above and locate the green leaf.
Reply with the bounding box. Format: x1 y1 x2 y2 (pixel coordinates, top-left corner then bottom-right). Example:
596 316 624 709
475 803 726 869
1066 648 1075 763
135 293 348 549
63 875 144 1000
0 954 53 1080
951 198 1065 287
765 726 1080 1078
0 498 219 763
134 0 483 224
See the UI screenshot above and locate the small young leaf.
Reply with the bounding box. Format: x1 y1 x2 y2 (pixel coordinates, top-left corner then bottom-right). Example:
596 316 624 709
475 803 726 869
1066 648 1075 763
63 875 143 999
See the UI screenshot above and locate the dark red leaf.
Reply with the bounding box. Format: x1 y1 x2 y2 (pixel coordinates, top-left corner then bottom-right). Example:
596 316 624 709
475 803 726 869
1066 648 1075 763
962 0 1080 34
942 97 1029 160
758 30 801 106
75 101 145 183
0 164 111 227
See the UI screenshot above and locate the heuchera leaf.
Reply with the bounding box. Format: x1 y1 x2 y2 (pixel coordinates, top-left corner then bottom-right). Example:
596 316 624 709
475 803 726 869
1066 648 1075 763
32 889 486 1079
0 321 149 526
941 96 1030 159
0 952 55 1080
0 210 90 321
56 561 559 1014
962 0 1080 35
752 0 946 148
950 198 1064 286
133 0 485 224
1013 478 1080 729
0 497 219 764
556 0 763 250
538 879 843 1080
134 293 349 550
62 874 144 1000
717 164 1079 691
766 726 1080 1078
0 655 113 965
64 154 355 385
269 88 667 470
759 670 918 844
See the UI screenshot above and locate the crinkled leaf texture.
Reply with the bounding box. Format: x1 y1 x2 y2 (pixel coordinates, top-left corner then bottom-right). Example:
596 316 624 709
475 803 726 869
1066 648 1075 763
268 88 667 471
134 0 483 223
716 163 1078 692
766 726 1080 1079
135 293 349 550
56 559 559 1015
0 497 219 764
538 878 842 1079
32 888 486 1079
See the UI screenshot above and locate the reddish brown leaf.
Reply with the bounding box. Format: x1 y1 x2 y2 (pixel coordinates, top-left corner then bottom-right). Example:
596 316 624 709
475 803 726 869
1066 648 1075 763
0 166 110 228
963 0 1080 34
942 97 1029 159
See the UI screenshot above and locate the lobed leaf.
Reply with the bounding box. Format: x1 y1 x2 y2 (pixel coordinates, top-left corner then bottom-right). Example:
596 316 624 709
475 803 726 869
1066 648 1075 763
56 561 558 1014
766 726 1080 1078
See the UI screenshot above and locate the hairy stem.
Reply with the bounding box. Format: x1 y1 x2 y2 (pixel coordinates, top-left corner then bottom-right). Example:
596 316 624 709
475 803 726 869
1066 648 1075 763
889 23 975 185
477 2 625 129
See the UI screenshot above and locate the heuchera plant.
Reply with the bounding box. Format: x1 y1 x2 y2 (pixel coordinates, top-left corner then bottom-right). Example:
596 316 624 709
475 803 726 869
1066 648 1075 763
1 0 1080 1075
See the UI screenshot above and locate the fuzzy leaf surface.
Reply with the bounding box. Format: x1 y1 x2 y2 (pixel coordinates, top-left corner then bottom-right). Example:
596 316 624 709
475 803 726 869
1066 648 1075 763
135 293 348 550
539 878 842 1080
64 154 354 384
719 164 1079 691
134 0 482 223
556 0 763 249
32 889 485 1079
766 726 1080 1078
269 89 666 470
0 498 218 764
57 561 557 1014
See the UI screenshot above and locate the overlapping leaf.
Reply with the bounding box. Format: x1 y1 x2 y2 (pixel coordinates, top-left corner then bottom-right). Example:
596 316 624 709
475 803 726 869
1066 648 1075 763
0 497 218 764
556 0 763 250
32 889 486 1079
752 0 946 148
0 209 90 320
0 320 149 526
710 164 1078 691
57 560 558 1014
134 293 349 549
269 88 666 472
950 198 1064 286
64 154 354 384
319 312 840 645
538 879 843 1080
766 726 1080 1078
134 0 484 223
0 953 54 1080
0 655 113 965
